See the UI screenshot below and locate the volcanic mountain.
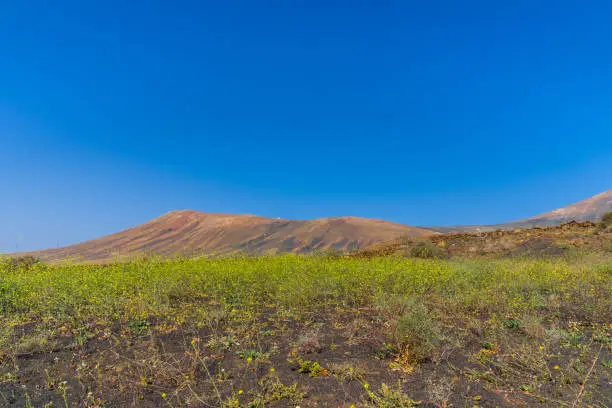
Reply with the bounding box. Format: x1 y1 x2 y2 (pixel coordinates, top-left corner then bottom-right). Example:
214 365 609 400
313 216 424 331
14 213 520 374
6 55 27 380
522 189 611 225
425 189 612 233
31 211 436 262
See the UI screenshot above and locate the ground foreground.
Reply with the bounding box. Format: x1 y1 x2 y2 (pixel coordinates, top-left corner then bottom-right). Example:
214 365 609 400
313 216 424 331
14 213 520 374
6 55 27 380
0 255 611 407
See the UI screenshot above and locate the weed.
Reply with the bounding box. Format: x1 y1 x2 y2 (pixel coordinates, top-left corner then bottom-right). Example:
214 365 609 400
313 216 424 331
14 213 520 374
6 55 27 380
377 295 439 363
127 318 151 336
375 341 400 359
363 381 421 407
247 374 304 407
260 329 274 337
521 314 545 339
221 396 241 408
292 357 328 377
238 350 268 361
558 330 584 348
206 334 240 351
482 342 495 351
426 377 455 408
503 318 520 330
328 362 365 382
15 331 52 354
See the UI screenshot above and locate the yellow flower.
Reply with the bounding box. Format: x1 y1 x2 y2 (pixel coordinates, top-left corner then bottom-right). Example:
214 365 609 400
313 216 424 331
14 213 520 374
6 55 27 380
238 389 243 395
270 367 275 372
363 381 370 389
161 393 167 399
553 365 560 370
539 345 544 350
247 357 253 363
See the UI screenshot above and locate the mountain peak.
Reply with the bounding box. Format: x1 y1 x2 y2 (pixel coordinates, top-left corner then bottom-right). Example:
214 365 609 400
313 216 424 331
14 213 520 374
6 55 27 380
30 212 435 262
526 189 611 224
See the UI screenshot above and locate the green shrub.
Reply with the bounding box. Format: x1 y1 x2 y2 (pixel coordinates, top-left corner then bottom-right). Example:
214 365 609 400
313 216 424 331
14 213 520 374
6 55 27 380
363 381 420 407
376 294 440 363
395 302 439 362
294 357 327 377
597 211 612 232
406 240 447 259
1 255 41 271
248 374 304 407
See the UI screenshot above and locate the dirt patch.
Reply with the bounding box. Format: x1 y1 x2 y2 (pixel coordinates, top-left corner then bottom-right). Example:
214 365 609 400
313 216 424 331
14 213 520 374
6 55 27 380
1 309 610 407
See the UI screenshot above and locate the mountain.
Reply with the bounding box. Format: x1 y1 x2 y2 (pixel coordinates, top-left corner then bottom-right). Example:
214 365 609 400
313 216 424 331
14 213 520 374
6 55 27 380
425 189 612 233
522 189 611 225
17 190 612 261
29 210 436 262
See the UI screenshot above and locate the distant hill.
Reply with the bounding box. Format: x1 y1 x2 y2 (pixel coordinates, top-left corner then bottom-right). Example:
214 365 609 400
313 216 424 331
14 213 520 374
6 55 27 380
15 190 611 262
425 189 611 234
357 220 610 259
28 210 436 262
522 189 612 225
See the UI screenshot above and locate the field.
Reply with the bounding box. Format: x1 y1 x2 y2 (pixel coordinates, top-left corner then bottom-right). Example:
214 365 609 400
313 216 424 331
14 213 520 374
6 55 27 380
1 253 611 407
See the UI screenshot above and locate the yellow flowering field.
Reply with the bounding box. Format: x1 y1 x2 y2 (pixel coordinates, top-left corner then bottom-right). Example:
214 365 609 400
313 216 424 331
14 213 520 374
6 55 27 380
0 254 610 406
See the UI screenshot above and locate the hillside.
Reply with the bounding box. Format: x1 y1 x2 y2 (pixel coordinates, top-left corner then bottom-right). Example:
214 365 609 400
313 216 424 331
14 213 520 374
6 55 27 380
523 189 612 225
357 220 611 258
29 210 435 262
426 189 611 233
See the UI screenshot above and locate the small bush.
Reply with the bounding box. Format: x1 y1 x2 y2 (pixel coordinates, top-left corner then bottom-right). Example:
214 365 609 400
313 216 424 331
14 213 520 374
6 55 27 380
597 211 612 232
406 240 447 259
363 381 420 407
247 374 304 407
1 255 41 271
328 362 365 382
294 357 328 377
395 303 439 363
376 294 440 363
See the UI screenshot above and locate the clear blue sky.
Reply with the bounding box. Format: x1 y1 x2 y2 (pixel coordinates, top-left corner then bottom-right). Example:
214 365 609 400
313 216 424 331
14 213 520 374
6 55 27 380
1 0 611 252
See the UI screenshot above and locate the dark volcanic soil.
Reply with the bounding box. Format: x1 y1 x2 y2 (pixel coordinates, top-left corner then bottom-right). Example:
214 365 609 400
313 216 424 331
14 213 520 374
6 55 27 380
1 307 610 407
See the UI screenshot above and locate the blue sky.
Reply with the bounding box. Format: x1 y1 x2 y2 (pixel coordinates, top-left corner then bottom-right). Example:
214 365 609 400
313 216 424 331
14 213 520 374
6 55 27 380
1 0 611 252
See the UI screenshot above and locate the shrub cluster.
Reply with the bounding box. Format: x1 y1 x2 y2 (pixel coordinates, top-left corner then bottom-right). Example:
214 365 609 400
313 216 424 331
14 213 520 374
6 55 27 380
0 255 41 272
406 240 447 259
597 211 612 232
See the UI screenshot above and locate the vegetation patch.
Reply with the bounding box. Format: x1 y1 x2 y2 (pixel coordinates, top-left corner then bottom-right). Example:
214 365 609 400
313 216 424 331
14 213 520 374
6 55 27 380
0 253 610 406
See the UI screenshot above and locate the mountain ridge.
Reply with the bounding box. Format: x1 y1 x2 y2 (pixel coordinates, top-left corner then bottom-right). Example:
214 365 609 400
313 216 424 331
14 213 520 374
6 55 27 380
17 189 612 262
28 210 435 262
423 189 611 234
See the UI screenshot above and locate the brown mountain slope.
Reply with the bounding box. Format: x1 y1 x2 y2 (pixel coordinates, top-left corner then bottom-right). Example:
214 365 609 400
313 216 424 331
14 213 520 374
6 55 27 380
357 220 610 258
31 211 436 262
425 189 611 233
524 189 611 225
